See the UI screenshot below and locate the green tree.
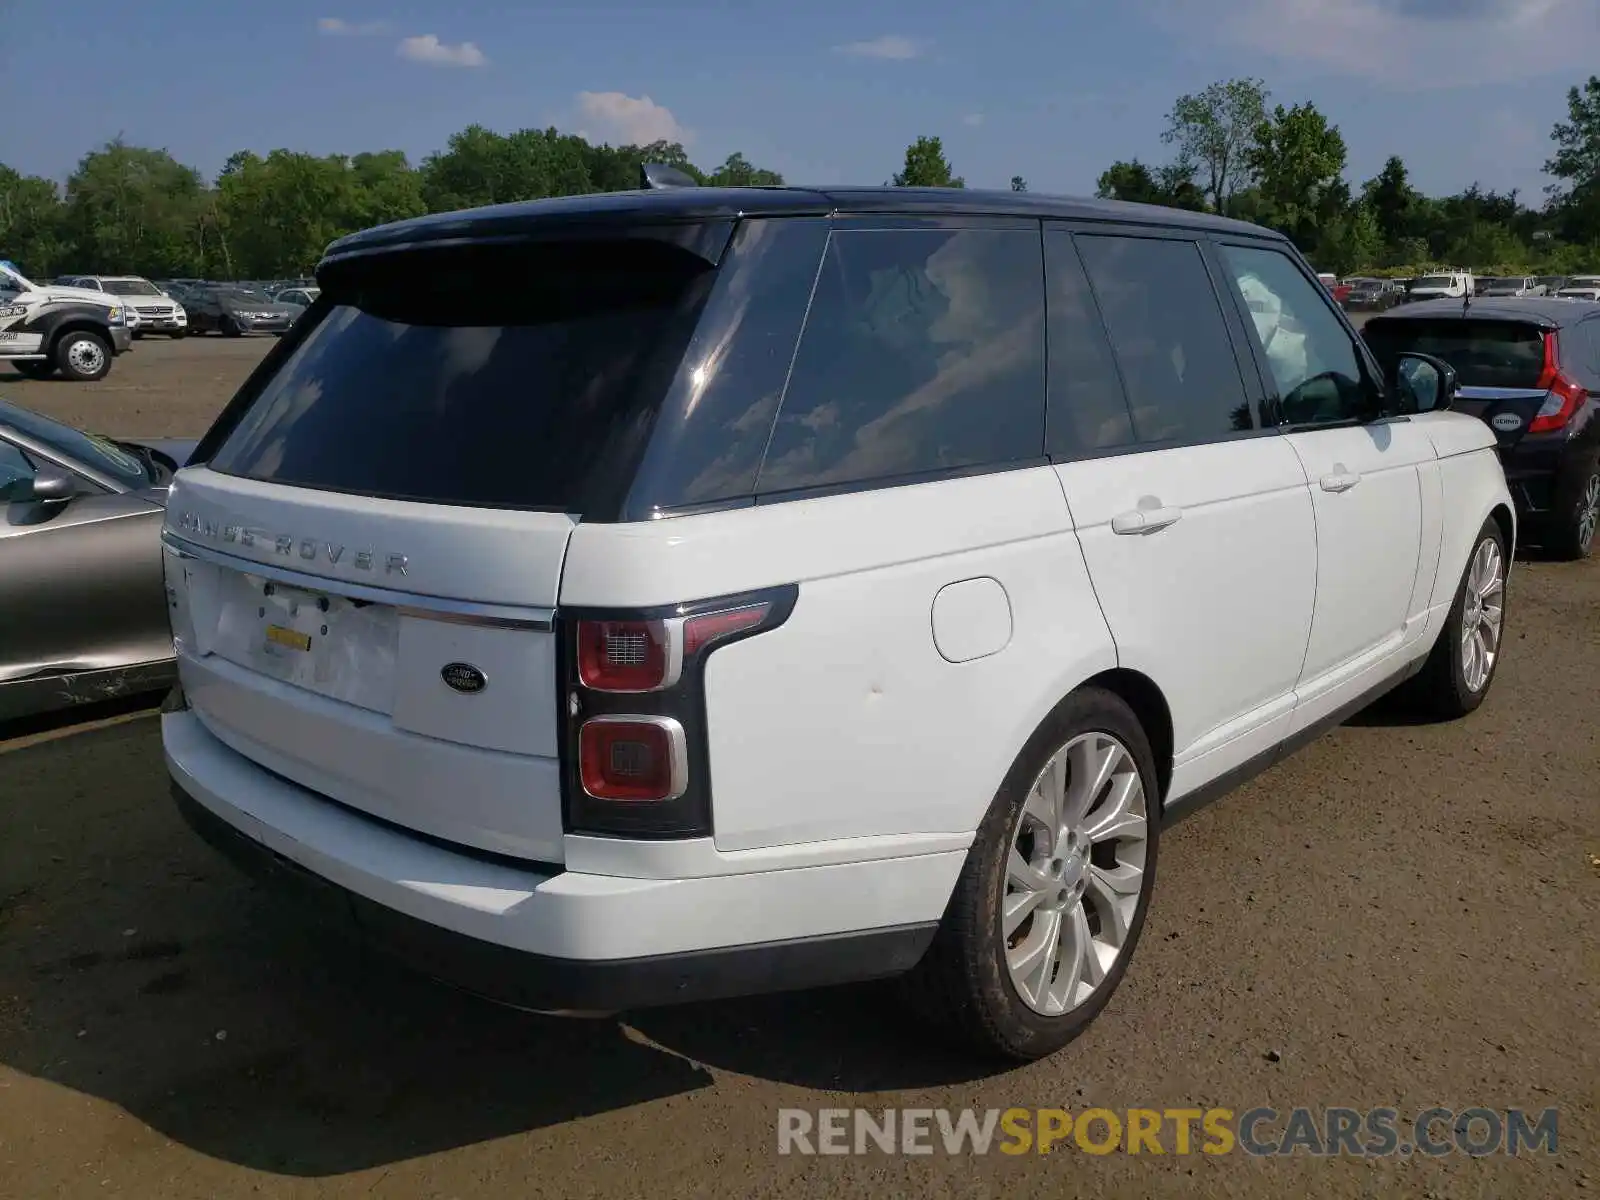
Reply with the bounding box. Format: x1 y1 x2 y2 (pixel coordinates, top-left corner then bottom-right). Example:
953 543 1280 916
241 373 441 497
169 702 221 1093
1248 101 1347 245
1361 156 1417 245
0 165 66 277
1317 204 1383 275
60 139 208 276
891 136 964 187
215 150 363 276
1096 159 1205 210
1162 78 1269 216
1010 175 1028 192
1545 75 1600 244
1096 159 1163 204
705 152 784 186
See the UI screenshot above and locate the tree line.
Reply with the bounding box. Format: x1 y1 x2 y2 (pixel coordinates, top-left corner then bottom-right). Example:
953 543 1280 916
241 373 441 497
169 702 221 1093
3 74 1598 281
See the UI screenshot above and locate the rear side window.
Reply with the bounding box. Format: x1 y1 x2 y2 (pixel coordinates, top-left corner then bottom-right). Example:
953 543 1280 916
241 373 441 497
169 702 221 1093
1074 235 1253 444
207 237 715 514
1362 319 1547 389
755 226 1046 495
622 217 829 518
1043 231 1134 457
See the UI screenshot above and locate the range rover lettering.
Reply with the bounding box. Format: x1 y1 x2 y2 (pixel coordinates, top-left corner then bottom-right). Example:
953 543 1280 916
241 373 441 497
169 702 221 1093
161 175 1516 1061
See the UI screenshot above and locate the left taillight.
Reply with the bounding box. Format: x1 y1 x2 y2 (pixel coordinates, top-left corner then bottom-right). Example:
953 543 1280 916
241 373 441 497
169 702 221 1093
1530 330 1586 434
561 585 798 838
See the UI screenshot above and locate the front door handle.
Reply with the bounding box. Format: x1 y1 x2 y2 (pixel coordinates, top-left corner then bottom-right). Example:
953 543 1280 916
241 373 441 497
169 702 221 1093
1111 505 1183 535
1320 471 1362 493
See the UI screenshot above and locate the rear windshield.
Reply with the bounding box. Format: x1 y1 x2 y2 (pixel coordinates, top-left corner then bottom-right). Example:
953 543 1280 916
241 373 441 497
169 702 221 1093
1414 276 1455 288
206 238 715 512
1363 318 1547 389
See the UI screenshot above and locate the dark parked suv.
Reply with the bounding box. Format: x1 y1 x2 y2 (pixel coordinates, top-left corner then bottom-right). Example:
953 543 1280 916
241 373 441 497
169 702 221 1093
1364 297 1600 558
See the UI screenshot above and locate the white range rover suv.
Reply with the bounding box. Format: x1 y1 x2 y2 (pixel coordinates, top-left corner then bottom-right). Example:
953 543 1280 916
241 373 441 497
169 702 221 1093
160 181 1515 1061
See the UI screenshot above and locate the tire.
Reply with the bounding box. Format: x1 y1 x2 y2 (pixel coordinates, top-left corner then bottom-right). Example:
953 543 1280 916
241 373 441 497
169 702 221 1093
11 360 55 380
221 317 242 338
1546 456 1599 561
53 331 113 382
903 687 1160 1061
1404 517 1508 719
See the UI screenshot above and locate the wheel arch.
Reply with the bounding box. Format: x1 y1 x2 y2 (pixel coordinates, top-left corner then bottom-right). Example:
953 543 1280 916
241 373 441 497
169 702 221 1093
47 318 114 357
1080 668 1174 804
1488 501 1515 561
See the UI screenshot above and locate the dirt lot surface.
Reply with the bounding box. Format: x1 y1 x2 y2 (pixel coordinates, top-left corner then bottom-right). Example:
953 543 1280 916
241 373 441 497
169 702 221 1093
1 337 1598 1198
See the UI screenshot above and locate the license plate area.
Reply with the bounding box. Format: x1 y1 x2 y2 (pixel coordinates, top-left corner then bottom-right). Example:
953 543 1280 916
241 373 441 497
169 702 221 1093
212 570 399 713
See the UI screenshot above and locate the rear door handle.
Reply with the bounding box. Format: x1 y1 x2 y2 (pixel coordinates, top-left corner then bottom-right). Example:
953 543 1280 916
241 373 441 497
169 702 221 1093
1319 471 1361 493
1111 505 1183 535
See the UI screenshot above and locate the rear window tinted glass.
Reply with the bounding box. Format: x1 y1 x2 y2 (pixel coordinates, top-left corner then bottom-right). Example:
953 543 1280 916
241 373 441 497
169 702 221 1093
1043 231 1133 457
207 238 714 512
1362 318 1547 389
756 227 1046 494
1075 235 1253 443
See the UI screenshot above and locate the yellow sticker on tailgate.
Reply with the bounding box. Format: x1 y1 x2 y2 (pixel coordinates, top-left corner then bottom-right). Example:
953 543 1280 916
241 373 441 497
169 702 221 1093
264 624 312 652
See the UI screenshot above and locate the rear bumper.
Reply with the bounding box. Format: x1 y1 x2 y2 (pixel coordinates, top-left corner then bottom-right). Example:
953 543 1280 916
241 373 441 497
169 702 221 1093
163 709 953 1011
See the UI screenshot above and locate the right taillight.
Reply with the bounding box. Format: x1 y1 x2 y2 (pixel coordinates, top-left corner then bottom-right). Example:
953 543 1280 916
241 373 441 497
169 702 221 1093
562 585 799 838
1530 331 1586 434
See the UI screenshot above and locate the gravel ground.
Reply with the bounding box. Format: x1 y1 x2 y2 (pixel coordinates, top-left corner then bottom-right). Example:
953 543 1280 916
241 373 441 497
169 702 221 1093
1 337 1597 1198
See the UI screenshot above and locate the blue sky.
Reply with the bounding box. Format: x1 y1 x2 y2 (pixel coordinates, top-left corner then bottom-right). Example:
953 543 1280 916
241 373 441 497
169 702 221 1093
4 0 1596 202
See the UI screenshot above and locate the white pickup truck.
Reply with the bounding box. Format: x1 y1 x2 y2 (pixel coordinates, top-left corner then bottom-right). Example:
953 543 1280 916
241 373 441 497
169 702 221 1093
0 260 134 381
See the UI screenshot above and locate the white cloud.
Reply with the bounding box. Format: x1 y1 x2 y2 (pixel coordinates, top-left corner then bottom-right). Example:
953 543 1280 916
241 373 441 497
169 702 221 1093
1147 0 1599 85
397 34 487 68
575 91 689 145
962 113 984 128
316 17 390 36
833 35 925 60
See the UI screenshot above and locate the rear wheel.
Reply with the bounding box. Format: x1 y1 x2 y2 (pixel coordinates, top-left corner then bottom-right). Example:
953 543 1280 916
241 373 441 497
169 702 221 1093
54 331 113 382
1405 518 1507 719
903 687 1159 1061
1547 457 1599 561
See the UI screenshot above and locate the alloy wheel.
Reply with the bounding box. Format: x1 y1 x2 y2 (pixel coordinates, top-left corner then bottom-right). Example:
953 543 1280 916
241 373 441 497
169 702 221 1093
1459 537 1505 693
1003 731 1149 1017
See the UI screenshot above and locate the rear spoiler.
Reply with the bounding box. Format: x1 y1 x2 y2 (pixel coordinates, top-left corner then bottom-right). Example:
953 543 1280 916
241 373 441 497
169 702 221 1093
639 162 699 190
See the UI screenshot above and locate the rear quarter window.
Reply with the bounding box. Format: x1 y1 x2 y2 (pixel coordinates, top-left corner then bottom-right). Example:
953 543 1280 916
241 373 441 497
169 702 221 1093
1362 318 1547 389
754 224 1047 495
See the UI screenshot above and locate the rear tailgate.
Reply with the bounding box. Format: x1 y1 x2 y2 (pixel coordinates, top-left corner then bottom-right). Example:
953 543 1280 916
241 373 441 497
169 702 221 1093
165 230 722 863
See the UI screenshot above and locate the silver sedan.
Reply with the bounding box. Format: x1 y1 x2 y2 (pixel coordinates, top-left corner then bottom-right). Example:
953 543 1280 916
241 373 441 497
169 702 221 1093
0 398 196 721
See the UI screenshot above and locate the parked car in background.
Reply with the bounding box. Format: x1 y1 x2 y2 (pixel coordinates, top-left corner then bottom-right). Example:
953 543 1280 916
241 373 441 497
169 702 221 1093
0 260 132 381
1537 276 1569 296
272 286 320 310
1408 271 1475 301
1555 276 1600 301
162 180 1515 1062
1365 296 1600 558
183 285 299 336
1 398 197 721
58 275 189 337
1343 278 1403 312
1479 276 1545 298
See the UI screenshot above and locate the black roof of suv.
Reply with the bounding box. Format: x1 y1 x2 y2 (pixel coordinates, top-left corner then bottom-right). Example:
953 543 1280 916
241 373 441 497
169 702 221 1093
322 186 1285 264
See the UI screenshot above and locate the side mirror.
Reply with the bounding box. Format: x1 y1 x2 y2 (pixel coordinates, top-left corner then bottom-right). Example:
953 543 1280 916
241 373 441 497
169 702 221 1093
1391 351 1458 414
30 469 77 504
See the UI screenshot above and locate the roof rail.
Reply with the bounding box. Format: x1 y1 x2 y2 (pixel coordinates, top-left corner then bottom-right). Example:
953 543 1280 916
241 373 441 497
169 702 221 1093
639 162 699 190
